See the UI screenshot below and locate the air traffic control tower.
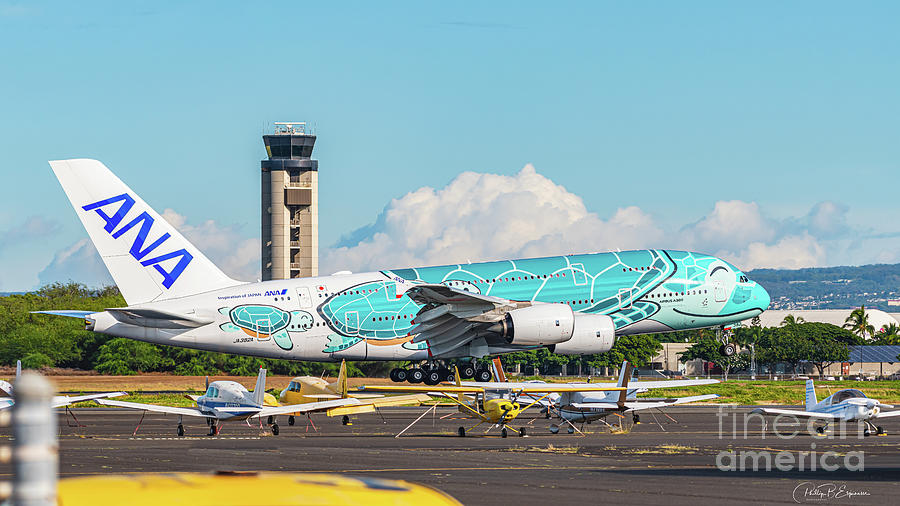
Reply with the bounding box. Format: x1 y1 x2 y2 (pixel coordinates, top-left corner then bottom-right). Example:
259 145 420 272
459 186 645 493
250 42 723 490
261 122 318 280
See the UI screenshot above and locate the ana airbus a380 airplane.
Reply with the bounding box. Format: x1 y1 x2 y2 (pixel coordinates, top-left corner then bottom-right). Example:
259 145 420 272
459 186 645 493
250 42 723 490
41 159 770 384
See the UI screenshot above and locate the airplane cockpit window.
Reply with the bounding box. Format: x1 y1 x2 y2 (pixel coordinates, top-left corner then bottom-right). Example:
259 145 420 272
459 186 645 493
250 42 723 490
832 389 866 403
205 386 215 397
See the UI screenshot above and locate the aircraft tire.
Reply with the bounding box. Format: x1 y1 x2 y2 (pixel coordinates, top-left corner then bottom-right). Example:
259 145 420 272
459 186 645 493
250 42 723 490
177 424 184 437
407 368 425 383
423 371 442 386
877 426 885 435
475 369 492 382
288 416 295 426
519 428 526 437
501 428 508 438
460 364 476 379
342 415 350 426
458 427 466 437
438 367 452 382
721 343 737 356
272 424 279 436
389 368 401 382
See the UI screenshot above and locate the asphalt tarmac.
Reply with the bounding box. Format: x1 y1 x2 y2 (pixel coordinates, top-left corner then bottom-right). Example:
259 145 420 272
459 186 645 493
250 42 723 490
2 406 898 505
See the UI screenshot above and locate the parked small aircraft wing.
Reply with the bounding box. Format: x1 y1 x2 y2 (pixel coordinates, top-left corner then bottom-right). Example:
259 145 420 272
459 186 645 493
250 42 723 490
52 392 127 408
97 398 212 418
874 410 900 419
750 407 837 419
257 398 362 417
622 394 720 410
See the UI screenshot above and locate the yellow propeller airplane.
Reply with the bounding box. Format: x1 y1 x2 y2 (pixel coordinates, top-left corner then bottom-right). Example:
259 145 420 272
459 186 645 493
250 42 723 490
278 361 431 427
358 369 625 438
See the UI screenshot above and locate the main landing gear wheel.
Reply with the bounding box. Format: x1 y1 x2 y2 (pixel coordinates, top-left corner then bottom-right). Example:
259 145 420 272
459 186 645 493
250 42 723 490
407 368 425 384
549 424 560 434
460 364 476 379
439 367 453 382
519 428 527 437
475 369 492 382
342 415 351 426
389 368 402 382
633 414 641 424
877 426 885 435
424 370 442 386
501 428 508 438
288 416 295 426
208 425 216 436
177 424 184 437
458 427 466 437
816 425 826 435
272 423 280 435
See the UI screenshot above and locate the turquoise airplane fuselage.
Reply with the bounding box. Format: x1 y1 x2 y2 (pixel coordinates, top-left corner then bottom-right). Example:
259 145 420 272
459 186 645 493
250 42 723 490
86 248 770 362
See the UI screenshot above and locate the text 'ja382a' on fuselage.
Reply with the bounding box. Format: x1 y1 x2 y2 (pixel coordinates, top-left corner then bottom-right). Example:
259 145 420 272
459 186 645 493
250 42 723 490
40 159 771 362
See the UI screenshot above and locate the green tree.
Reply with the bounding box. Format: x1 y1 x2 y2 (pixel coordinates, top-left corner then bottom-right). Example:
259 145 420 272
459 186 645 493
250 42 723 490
679 334 748 380
780 314 805 326
587 334 662 370
843 306 875 340
94 338 173 375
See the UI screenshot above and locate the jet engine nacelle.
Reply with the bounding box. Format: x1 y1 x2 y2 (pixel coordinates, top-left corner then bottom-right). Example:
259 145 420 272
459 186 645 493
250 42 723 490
550 313 616 355
493 304 575 346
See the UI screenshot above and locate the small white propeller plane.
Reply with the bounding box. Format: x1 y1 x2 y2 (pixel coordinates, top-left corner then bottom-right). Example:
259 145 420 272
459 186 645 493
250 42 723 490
0 360 126 411
751 379 900 436
97 368 360 436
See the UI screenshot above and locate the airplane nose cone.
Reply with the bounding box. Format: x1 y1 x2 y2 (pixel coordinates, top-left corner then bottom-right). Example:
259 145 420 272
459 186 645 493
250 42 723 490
757 284 771 311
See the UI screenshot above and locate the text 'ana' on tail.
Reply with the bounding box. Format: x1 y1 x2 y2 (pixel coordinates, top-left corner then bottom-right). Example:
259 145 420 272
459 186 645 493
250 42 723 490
49 159 242 305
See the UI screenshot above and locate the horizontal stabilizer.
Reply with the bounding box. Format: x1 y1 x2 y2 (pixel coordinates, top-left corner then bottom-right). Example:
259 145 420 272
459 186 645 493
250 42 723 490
106 307 214 329
31 310 95 319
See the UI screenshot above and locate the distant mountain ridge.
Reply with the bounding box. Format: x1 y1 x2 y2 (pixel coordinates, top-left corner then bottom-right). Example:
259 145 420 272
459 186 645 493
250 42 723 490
748 263 900 311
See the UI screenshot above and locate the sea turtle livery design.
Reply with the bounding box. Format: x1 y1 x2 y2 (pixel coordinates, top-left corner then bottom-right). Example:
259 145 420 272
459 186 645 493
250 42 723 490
218 305 313 351
314 250 752 355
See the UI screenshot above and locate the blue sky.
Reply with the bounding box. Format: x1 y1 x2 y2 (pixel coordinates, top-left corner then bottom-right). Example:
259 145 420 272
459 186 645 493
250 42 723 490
2 1 900 290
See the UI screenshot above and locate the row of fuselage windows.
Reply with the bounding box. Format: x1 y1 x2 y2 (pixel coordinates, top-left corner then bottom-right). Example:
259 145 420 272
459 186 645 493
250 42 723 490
647 289 707 298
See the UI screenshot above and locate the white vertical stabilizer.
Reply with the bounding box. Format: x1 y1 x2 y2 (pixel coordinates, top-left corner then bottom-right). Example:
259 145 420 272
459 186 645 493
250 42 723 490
49 159 243 305
253 368 267 406
805 379 817 410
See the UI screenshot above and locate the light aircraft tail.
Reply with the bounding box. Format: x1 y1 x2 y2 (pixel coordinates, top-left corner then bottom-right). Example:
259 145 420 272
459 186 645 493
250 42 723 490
253 368 267 406
805 379 817 410
491 357 506 382
1 360 23 397
616 361 633 408
49 159 242 305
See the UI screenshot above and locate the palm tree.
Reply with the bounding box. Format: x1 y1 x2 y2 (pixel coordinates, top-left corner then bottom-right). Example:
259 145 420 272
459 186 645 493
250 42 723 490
780 314 805 326
873 323 900 345
843 306 875 340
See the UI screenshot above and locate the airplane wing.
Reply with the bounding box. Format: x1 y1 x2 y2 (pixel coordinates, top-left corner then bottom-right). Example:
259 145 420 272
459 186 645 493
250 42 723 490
361 393 432 408
404 284 527 356
31 310 95 319
874 410 900 419
750 407 837 419
52 391 127 407
0 399 14 410
625 379 720 389
622 394 720 411
569 402 620 410
257 398 361 417
358 385 486 394
96 399 212 418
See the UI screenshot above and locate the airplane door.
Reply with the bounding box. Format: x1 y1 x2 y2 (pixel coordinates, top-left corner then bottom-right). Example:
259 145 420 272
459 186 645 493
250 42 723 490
714 281 727 302
296 287 313 308
571 263 588 286
344 311 359 337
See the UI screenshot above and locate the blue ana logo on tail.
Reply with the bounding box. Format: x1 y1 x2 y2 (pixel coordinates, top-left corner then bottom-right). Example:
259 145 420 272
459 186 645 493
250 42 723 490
82 193 193 289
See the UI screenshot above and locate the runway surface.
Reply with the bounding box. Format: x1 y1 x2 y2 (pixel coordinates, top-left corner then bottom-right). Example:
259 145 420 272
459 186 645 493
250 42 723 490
2 406 898 505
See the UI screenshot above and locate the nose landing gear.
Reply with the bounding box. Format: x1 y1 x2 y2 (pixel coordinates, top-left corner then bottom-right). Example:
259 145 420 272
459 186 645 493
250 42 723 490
717 326 738 356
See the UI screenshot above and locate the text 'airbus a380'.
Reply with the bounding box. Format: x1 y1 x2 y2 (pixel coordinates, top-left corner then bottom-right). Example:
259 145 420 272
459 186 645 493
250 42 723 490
40 159 770 383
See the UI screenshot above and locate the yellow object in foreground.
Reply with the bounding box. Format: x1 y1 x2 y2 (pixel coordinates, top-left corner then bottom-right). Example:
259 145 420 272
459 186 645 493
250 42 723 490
57 472 461 506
